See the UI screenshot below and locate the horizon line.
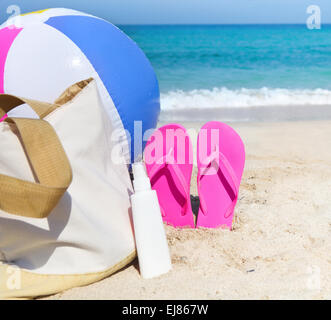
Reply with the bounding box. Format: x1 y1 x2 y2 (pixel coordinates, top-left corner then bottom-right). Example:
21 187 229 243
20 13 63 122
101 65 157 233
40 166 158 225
116 22 331 26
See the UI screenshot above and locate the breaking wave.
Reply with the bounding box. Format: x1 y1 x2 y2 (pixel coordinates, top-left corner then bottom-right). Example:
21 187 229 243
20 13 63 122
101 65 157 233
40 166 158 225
160 87 331 110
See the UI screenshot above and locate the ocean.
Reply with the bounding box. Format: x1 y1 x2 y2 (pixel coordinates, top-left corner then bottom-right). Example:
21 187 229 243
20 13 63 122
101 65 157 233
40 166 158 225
120 24 331 121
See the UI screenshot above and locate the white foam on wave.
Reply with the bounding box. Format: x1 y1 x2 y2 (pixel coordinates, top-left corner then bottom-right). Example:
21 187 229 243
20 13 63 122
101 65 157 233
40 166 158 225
160 87 331 110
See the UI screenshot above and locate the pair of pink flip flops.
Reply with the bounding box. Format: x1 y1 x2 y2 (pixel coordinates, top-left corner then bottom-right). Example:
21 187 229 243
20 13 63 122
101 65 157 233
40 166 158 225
144 122 245 230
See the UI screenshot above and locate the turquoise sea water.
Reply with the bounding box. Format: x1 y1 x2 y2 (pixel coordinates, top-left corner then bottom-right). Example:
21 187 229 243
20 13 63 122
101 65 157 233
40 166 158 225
120 24 331 115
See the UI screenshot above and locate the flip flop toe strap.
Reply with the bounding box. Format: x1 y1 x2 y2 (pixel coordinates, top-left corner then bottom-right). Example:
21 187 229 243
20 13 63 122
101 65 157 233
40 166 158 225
148 150 190 217
198 150 239 219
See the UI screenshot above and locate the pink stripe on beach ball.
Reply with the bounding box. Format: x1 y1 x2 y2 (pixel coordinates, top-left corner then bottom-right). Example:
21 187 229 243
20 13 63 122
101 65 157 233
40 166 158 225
0 26 23 93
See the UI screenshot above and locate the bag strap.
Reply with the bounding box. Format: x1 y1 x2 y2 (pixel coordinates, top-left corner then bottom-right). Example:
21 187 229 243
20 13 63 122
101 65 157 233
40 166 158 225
0 95 72 219
0 95 59 119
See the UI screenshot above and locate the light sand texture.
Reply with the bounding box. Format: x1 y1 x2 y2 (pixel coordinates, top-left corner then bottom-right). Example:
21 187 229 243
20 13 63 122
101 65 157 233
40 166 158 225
45 120 331 300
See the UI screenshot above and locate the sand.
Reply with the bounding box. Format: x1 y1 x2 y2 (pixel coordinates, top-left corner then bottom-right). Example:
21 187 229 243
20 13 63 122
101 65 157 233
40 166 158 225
44 120 331 300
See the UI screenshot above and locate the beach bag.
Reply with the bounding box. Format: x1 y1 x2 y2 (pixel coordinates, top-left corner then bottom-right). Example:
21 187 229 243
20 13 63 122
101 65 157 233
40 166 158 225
0 78 136 299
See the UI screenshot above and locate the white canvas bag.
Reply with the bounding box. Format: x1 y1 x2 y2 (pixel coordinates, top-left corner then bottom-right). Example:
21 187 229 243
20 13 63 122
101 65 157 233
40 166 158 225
0 79 136 299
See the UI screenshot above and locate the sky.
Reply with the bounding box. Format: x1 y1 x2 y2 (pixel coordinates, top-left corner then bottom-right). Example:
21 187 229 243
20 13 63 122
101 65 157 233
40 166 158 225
0 0 331 25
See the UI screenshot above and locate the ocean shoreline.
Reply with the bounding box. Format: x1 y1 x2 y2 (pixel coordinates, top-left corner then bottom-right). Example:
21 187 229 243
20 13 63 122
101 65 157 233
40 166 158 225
160 104 331 122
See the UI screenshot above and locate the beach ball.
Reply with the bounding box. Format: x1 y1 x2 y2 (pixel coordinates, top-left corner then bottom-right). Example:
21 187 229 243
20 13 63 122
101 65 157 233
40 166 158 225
0 8 160 162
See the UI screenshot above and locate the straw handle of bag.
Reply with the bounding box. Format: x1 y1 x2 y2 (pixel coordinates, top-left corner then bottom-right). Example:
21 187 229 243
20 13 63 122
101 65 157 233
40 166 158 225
0 95 72 219
0 95 59 119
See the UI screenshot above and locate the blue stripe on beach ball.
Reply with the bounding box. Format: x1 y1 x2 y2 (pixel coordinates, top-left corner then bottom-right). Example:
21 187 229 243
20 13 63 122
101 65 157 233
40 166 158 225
46 15 160 162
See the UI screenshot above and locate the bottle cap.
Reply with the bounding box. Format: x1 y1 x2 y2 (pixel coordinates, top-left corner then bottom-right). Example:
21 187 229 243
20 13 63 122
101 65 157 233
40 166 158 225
132 162 151 192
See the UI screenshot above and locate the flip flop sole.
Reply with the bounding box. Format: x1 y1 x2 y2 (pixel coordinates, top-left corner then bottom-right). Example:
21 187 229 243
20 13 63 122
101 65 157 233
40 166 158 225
196 122 245 229
144 124 195 228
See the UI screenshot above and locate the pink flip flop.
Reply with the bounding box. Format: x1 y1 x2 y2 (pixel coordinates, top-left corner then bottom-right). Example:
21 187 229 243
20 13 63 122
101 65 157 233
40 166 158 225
196 122 245 229
144 124 195 228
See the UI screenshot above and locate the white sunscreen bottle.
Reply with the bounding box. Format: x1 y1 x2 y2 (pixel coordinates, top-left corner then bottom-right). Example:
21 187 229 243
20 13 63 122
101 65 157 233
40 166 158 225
131 162 172 279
